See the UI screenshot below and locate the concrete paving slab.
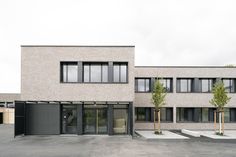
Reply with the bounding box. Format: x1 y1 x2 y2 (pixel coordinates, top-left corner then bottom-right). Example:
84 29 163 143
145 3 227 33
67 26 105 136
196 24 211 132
197 130 236 139
135 130 189 139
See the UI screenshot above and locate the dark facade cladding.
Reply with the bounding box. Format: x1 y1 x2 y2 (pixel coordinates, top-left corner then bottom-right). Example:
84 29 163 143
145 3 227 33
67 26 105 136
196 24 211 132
15 101 133 136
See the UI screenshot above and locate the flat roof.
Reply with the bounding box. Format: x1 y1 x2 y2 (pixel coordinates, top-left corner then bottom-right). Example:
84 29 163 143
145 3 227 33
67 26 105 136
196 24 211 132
21 45 135 47
135 66 236 68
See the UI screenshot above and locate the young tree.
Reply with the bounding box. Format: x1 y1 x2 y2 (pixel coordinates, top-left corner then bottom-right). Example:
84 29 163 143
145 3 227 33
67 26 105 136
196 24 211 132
209 81 231 135
151 79 167 134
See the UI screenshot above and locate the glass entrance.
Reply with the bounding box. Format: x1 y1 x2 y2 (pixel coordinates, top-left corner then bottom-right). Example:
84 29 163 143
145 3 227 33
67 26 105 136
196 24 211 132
83 106 108 134
62 105 77 134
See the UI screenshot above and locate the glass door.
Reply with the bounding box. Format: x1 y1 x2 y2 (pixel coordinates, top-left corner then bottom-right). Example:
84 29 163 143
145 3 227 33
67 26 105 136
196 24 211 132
83 107 108 134
62 105 77 134
83 109 96 134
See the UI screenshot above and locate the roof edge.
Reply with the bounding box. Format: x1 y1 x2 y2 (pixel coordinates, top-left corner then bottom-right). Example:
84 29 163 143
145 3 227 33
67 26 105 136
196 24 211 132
21 45 135 47
135 66 236 68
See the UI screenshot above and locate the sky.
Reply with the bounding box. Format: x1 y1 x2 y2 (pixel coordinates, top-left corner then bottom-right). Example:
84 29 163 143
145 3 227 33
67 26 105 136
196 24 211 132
0 0 236 93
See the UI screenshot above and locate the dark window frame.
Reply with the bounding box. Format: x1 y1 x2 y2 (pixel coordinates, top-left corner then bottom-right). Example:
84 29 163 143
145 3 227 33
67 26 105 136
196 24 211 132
177 78 194 93
156 78 173 93
60 62 79 83
135 78 151 93
113 62 128 83
199 78 215 93
222 78 236 93
82 62 109 83
155 107 173 122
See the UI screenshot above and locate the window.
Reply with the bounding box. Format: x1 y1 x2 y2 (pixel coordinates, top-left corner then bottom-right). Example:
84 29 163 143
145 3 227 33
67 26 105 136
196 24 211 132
230 108 236 122
135 78 150 92
61 62 78 83
155 108 173 122
113 105 128 134
158 78 173 92
177 78 193 93
83 63 108 83
176 108 201 122
200 79 214 93
113 63 128 83
135 107 151 121
222 79 236 93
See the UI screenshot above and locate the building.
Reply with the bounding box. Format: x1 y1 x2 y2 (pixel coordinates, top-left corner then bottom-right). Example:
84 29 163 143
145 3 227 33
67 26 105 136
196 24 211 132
0 93 20 124
14 45 236 136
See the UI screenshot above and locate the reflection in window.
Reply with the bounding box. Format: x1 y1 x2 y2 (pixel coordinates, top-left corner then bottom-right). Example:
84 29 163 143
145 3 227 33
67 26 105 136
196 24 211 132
223 79 236 93
135 78 150 92
135 107 151 121
113 108 128 134
83 63 108 83
61 62 78 82
113 63 128 83
158 78 173 92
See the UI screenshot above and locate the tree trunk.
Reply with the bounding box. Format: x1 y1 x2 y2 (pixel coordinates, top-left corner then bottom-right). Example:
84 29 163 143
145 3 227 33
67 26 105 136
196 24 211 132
219 112 222 134
158 110 161 133
222 111 224 135
214 110 216 133
154 110 156 132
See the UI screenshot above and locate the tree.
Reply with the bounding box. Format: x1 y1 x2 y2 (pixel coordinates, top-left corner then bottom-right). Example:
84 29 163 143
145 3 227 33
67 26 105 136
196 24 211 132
209 80 231 135
151 79 167 134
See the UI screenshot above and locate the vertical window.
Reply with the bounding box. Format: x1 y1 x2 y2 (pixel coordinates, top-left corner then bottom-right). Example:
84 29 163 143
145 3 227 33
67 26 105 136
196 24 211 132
135 107 151 121
223 79 236 93
83 63 108 83
230 108 236 122
61 62 78 83
135 78 150 92
200 79 214 93
113 63 128 83
177 79 193 93
158 78 173 92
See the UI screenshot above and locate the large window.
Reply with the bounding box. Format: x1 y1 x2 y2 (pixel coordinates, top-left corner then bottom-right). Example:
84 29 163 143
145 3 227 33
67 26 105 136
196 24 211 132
113 63 128 83
158 78 173 92
177 107 235 123
135 78 150 92
200 79 214 93
135 107 151 121
177 78 193 93
83 63 108 83
176 108 201 122
222 79 236 93
61 62 78 83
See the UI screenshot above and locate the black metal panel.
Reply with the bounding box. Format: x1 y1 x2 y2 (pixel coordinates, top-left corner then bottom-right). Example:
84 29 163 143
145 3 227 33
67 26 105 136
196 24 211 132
108 104 113 135
14 101 25 137
77 104 83 135
78 61 83 83
108 62 113 82
194 78 200 92
25 103 60 135
151 78 155 92
128 103 133 136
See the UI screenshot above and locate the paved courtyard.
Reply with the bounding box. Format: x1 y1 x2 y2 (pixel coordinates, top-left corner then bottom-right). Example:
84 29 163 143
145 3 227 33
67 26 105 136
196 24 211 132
0 125 236 157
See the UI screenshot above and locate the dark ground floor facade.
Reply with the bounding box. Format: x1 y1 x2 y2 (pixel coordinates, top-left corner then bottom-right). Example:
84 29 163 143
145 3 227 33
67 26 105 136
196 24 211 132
14 101 133 136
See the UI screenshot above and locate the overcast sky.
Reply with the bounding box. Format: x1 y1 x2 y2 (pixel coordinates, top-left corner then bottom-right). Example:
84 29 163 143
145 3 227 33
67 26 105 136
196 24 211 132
0 0 236 93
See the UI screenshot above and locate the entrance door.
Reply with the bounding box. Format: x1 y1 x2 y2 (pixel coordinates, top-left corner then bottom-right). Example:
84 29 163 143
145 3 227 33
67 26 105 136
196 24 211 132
62 105 77 134
83 108 107 134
